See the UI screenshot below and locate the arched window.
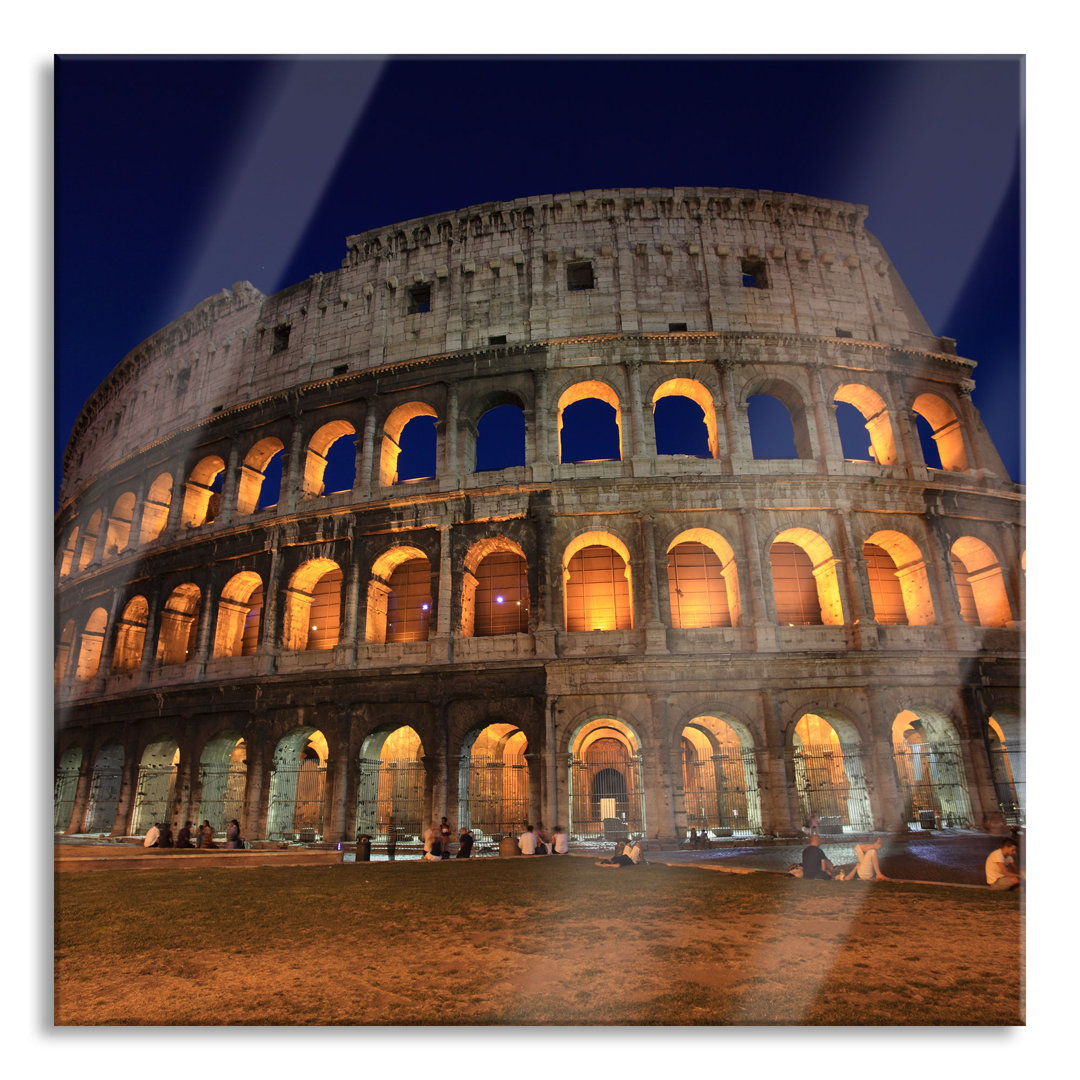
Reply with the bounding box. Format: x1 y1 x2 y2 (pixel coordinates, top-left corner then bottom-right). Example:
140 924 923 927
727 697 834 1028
75 608 108 680
747 394 799 459
302 421 356 497
891 710 973 828
112 596 149 672
563 532 633 632
181 456 225 528
913 393 968 471
680 716 761 835
652 379 718 458
475 403 526 472
861 530 936 626
130 741 179 837
237 437 285 513
792 713 873 831
197 733 247 835
568 719 645 840
155 584 201 665
355 726 426 842
380 403 438 486
770 529 844 626
833 384 897 464
139 472 173 544
55 747 82 833
267 728 329 840
459 723 528 838
212 572 264 658
105 492 136 557
386 558 432 643
460 538 530 637
58 528 79 578
283 560 342 651
950 537 1012 627
558 381 622 463
83 743 124 834
77 510 102 571
666 530 740 628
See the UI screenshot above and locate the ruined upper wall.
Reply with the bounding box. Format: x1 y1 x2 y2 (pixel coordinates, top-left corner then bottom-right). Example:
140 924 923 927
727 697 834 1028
61 187 941 503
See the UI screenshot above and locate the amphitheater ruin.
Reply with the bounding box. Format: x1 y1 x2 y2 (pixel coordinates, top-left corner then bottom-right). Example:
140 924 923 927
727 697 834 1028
54 187 1024 848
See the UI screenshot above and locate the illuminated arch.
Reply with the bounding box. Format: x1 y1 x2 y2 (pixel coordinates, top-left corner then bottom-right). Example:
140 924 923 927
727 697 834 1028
365 546 431 643
267 727 329 840
302 421 356 496
155 583 201 665
129 739 180 836
460 537 529 637
105 492 136 557
75 607 109 680
355 726 427 842
58 527 79 578
568 718 645 840
791 712 873 831
557 380 623 463
834 383 898 465
112 595 149 672
458 723 529 838
77 509 102 571
745 378 809 459
212 571 264 658
197 732 247 835
950 536 1013 628
863 529 936 626
680 715 761 835
652 378 718 458
180 455 226 528
913 392 969 471
987 712 1025 825
891 708 973 828
139 472 173 544
283 559 342 651
666 528 741 628
236 436 285 513
770 528 844 626
380 402 438 486
562 531 634 632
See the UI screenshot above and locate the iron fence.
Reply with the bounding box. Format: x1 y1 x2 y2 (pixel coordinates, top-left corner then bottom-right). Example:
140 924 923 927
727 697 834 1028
83 767 122 833
266 763 326 839
54 768 80 832
459 755 529 839
791 742 874 832
569 751 646 840
129 764 178 835
355 758 426 841
682 745 762 836
892 741 974 828
987 743 1025 826
197 762 247 833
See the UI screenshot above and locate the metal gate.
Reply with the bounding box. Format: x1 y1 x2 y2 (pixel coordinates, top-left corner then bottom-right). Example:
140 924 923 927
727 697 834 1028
460 754 529 840
197 762 247 833
892 741 973 828
569 751 646 840
791 742 874 832
129 764 178 836
266 763 327 839
355 758 426 841
682 745 762 836
987 743 1025 826
83 766 122 833
54 767 80 833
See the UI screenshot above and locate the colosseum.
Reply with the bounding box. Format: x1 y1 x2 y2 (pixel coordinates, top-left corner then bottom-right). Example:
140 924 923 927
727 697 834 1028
53 187 1024 850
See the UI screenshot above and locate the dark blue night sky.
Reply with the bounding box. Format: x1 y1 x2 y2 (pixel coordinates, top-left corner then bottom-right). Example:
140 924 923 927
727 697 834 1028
54 56 1023 502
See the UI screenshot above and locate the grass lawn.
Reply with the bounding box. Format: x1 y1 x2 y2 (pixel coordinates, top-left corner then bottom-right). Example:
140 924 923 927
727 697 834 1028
54 857 1023 1026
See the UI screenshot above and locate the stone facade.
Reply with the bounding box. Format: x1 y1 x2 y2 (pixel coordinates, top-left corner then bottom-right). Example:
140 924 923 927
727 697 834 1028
54 187 1024 845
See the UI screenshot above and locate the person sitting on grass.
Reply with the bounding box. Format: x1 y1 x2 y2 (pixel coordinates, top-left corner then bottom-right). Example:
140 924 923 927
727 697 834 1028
519 823 539 855
843 838 890 881
801 834 840 880
456 827 474 859
552 825 569 855
596 838 644 867
143 822 160 848
985 837 1023 890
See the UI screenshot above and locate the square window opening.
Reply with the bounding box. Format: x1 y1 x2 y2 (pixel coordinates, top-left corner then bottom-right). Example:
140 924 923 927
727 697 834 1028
272 324 291 353
740 258 768 289
566 261 595 291
488 335 507 345
668 322 688 332
407 284 432 314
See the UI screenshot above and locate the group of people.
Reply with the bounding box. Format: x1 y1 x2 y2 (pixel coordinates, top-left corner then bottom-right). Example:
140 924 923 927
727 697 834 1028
420 817 477 860
518 822 569 855
797 835 890 881
143 819 242 850
596 836 645 867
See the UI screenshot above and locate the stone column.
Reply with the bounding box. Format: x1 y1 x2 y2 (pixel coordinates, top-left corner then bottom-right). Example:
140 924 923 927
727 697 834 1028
531 366 552 474
357 406 378 498
643 693 678 844
639 513 667 654
126 480 149 552
324 715 353 844
440 383 460 489
544 695 559 830
758 692 799 836
260 542 286 662
244 736 271 841
66 758 94 835
863 688 906 831
531 499 558 652
280 420 307 514
172 726 197 830
834 510 875 642
217 444 242 526
624 358 648 461
191 570 217 679
112 744 141 837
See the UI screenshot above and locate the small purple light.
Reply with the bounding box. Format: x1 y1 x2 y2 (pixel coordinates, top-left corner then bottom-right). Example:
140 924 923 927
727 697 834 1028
421 603 430 611
495 595 505 604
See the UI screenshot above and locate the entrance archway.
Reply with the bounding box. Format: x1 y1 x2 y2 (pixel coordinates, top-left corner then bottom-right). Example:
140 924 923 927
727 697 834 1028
266 728 328 840
568 719 645 840
355 726 426 843
83 743 123 834
130 739 179 836
197 733 247 835
458 724 528 840
54 747 82 833
892 710 974 829
679 717 762 837
791 713 873 832
987 713 1024 826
